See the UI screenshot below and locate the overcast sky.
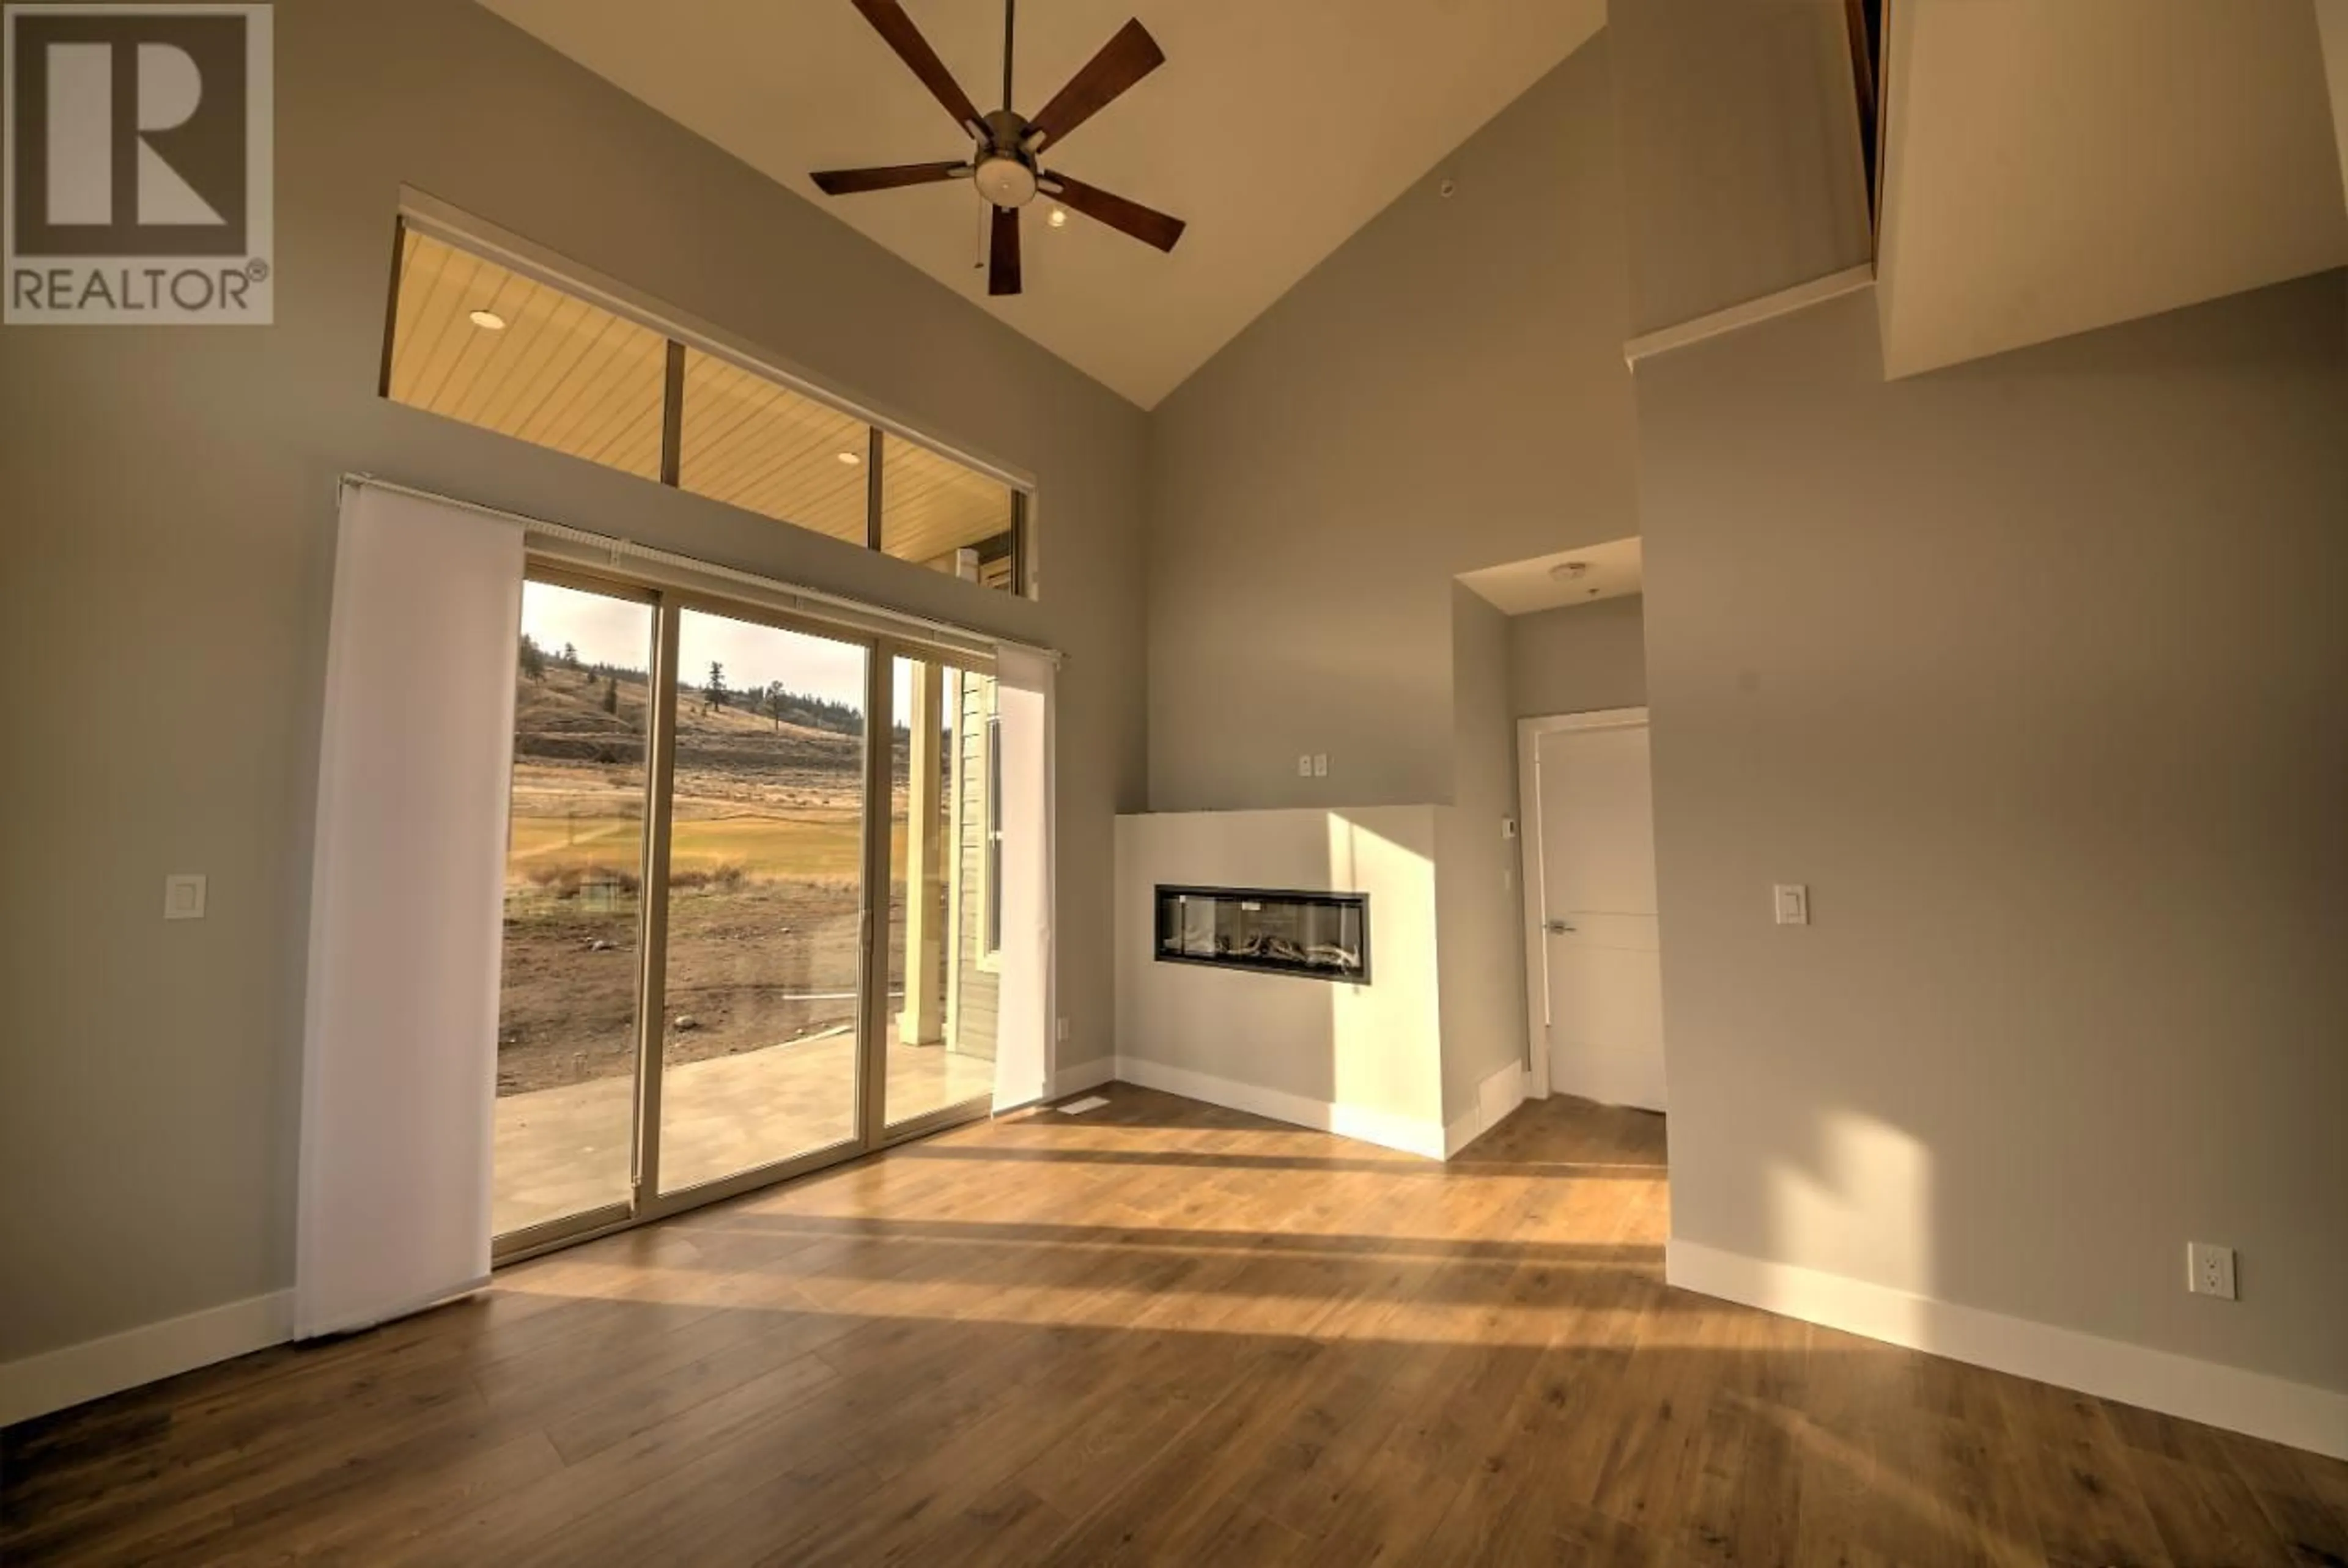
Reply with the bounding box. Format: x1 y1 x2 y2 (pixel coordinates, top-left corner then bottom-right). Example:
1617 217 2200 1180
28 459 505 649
522 579 942 716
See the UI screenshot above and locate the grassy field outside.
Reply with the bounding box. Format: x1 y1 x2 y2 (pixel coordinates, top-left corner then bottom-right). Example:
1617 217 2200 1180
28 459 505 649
498 663 925 1097
506 793 894 886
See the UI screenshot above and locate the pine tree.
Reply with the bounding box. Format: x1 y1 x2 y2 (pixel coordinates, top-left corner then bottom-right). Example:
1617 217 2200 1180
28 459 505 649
602 674 619 716
706 661 728 713
519 634 545 681
768 682 785 732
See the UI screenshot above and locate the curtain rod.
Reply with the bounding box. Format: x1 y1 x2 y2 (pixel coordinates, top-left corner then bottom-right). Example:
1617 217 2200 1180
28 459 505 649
338 473 1062 666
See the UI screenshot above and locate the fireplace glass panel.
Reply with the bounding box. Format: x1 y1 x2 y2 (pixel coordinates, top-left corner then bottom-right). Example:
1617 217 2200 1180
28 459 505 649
1154 886 1368 982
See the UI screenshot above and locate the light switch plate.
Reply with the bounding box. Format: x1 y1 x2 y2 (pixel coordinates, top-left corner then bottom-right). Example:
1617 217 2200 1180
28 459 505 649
1312 753 1328 777
164 874 207 921
1773 883 1809 926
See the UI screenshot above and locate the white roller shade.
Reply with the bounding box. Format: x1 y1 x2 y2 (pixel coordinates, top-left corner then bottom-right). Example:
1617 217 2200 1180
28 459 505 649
991 646 1056 1113
295 482 522 1338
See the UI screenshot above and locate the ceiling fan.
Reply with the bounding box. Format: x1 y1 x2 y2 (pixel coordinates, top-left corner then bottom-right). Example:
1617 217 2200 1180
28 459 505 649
811 0 1186 297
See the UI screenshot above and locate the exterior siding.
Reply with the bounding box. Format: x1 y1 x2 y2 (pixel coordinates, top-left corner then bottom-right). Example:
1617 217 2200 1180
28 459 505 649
948 668 1000 1060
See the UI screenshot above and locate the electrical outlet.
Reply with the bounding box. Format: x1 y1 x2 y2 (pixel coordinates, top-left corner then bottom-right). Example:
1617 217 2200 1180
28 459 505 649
2187 1242 2237 1300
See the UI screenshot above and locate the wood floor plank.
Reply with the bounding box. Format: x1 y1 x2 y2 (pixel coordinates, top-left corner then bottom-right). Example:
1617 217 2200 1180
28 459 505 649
6 1085 2343 1567
2125 1447 2297 1568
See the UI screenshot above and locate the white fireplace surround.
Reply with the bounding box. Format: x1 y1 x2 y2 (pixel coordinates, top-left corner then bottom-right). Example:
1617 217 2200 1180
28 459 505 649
1114 808 1527 1158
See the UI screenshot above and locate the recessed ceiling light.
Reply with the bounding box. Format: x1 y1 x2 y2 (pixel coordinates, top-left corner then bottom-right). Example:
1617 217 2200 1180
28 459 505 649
468 308 507 330
836 450 863 466
1047 207 1069 229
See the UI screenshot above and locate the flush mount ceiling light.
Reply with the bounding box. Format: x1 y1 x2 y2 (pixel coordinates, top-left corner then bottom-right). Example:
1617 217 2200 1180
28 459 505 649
467 308 508 330
1549 561 1589 581
810 0 1187 298
835 449 864 465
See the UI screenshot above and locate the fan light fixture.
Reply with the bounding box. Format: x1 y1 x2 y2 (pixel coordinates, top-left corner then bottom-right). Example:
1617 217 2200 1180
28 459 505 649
836 450 864 466
468 309 507 331
809 0 1186 297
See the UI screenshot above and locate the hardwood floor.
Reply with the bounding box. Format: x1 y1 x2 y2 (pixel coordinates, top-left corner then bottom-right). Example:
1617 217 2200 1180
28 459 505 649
5 1087 2344 1566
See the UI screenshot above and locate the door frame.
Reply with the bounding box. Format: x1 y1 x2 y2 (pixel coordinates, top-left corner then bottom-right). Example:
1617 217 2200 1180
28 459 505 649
491 563 1005 1266
863 635 1003 1149
1515 705 1651 1106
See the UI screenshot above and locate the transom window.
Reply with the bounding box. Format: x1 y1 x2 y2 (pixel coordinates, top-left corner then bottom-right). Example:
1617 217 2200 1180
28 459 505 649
382 223 1028 595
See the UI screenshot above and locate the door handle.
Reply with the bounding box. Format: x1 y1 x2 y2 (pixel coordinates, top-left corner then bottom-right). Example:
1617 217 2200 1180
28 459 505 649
1543 918 1575 935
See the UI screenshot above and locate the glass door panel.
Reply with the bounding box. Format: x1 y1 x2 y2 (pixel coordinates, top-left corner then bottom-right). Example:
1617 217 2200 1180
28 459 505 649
495 579 655 1240
882 654 998 1129
657 607 869 1194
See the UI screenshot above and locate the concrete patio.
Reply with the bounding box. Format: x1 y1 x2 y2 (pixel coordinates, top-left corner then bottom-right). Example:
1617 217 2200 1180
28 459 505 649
492 1035 995 1235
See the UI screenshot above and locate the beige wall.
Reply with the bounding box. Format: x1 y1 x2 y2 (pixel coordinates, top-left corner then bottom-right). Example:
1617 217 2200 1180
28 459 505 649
1145 37 1637 812
0 0 1146 1364
1875 1 2347 382
1608 0 1870 336
1638 274 2348 1393
1510 594 1648 718
1436 587 1527 1122
2321 0 2348 220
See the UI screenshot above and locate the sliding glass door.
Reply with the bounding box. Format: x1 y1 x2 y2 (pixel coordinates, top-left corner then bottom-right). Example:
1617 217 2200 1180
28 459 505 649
493 577 657 1243
491 573 1022 1259
654 608 869 1195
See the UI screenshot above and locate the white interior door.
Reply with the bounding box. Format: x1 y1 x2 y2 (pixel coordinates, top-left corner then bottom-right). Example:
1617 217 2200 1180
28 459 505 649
1531 716 1666 1111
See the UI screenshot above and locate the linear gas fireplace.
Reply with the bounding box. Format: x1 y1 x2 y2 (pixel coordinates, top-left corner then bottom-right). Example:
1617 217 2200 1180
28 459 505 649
1154 886 1369 983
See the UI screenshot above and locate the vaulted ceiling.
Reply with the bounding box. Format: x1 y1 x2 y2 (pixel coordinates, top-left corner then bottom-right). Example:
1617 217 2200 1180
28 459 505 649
476 0 1608 407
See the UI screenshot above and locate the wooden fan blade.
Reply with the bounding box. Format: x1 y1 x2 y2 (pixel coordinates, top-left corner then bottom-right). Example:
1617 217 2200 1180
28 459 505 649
1026 18 1164 149
989 205 1022 296
811 161 968 196
1047 172 1186 252
849 0 981 131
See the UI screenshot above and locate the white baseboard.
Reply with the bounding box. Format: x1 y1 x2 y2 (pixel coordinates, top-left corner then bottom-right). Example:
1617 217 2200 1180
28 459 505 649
1444 1061 1530 1157
1113 1056 1447 1160
1441 1104 1482 1159
1051 1056 1117 1099
1 1290 294 1429
1667 1239 2348 1462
